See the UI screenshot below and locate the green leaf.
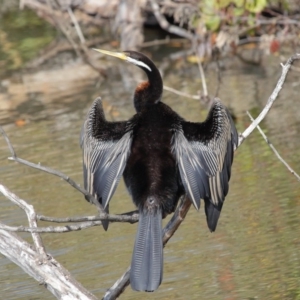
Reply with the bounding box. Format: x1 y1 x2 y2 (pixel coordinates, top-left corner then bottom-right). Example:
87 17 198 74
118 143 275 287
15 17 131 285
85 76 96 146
204 15 221 31
233 7 245 17
245 0 267 13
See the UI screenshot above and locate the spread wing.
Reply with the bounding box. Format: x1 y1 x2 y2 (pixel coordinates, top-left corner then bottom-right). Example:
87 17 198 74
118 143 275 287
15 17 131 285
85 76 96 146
80 97 133 210
172 99 238 231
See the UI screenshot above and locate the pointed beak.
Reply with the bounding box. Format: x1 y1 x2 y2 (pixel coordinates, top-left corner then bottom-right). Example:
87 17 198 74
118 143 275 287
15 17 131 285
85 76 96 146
93 48 128 61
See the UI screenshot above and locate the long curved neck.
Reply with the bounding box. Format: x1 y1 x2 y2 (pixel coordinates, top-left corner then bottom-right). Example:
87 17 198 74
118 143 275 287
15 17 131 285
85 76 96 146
133 58 163 112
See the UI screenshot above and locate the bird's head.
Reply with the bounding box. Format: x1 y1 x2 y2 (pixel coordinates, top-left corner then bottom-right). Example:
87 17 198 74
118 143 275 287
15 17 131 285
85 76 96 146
93 48 163 111
93 49 153 73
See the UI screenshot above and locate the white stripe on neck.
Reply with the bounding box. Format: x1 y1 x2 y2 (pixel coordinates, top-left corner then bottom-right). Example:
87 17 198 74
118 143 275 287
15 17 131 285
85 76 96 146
127 57 152 72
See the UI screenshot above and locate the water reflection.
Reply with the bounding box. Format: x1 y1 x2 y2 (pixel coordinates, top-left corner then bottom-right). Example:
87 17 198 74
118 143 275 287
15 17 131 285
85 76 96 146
0 53 299 300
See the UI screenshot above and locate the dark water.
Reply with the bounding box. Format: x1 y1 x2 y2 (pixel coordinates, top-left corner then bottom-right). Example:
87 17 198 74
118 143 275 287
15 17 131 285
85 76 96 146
0 51 300 300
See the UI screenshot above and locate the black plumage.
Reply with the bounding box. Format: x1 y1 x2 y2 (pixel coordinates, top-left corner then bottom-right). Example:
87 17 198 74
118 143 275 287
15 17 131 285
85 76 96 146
80 49 238 292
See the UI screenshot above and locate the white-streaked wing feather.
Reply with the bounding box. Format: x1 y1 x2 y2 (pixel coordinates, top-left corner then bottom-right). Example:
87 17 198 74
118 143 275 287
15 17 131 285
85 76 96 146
80 97 132 208
172 100 238 208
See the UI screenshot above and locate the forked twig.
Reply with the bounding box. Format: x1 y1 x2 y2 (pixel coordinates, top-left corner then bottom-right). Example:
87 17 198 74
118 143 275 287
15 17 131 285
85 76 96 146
0 184 47 260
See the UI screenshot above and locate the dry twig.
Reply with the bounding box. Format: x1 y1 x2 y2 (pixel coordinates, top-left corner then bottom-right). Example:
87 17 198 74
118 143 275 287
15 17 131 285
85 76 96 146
193 43 208 99
163 85 199 100
67 7 85 44
37 213 138 224
238 53 300 147
149 0 195 41
0 184 47 260
0 126 103 212
247 112 300 181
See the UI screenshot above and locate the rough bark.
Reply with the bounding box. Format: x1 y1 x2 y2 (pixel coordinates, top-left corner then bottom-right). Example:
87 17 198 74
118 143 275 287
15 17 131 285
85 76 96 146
0 229 98 300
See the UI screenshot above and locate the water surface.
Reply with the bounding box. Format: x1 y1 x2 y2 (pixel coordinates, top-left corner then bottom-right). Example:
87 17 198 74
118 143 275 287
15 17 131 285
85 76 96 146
0 52 299 300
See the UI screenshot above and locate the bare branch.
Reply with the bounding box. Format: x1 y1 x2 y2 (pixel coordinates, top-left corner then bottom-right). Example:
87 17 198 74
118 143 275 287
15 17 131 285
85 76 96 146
67 7 85 44
194 43 208 98
103 197 192 299
45 0 81 56
149 0 195 41
247 112 300 182
0 184 138 233
198 60 208 98
163 85 200 100
0 126 17 158
26 37 107 68
140 37 189 48
239 54 300 147
0 220 103 233
0 184 47 260
103 267 130 300
162 197 192 243
214 58 222 98
37 213 138 224
0 229 98 300
0 126 104 213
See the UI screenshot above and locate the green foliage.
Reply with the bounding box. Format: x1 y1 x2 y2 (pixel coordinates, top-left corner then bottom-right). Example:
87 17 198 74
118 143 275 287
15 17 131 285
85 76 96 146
198 0 274 32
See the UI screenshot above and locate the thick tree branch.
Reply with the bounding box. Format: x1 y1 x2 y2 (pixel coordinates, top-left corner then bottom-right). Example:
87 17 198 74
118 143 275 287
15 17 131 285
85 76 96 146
0 229 98 300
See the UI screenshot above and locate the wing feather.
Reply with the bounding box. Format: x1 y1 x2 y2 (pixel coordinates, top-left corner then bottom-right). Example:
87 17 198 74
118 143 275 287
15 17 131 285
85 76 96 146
172 99 238 231
80 97 133 209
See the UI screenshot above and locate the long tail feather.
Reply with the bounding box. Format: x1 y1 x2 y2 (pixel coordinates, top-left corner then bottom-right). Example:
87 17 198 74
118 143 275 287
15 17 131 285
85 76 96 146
130 207 163 292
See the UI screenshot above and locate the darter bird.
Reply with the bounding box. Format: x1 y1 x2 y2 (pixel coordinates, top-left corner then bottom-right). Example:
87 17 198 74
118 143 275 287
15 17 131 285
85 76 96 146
80 49 238 292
